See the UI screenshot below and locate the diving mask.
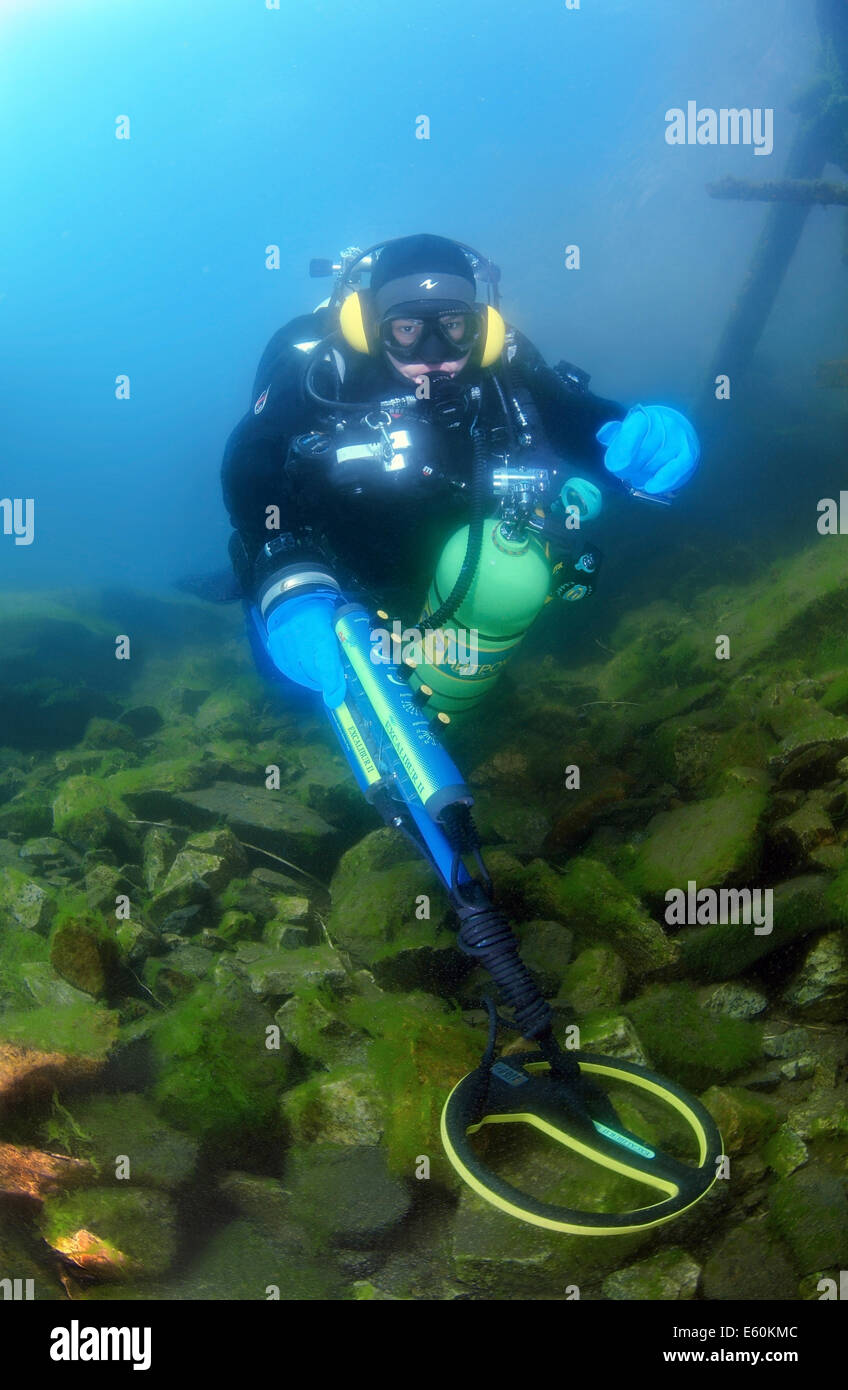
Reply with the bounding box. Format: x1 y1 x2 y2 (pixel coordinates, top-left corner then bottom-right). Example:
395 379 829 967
380 310 480 364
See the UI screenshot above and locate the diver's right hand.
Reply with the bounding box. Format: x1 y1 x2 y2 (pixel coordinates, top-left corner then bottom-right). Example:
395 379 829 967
264 592 347 708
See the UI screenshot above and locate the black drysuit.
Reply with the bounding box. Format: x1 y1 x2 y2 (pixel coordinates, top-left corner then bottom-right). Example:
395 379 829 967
221 308 626 614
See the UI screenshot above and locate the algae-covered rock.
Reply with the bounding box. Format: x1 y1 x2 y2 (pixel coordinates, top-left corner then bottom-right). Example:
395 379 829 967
142 825 177 893
150 979 290 1148
512 920 574 997
785 1087 848 1142
281 1067 385 1149
501 856 676 976
782 930 848 1022
175 781 341 867
769 801 835 866
68 1093 198 1190
601 1247 701 1300
233 942 348 997
148 827 248 925
701 1220 797 1301
557 945 627 1013
577 1012 649 1065
274 989 367 1068
702 981 768 1019
678 875 835 980
49 906 119 998
763 1125 809 1178
699 1086 780 1155
0 792 52 839
328 832 467 993
283 1144 412 1248
156 1217 342 1300
0 1001 118 1069
0 1208 67 1300
768 707 848 777
769 1168 848 1274
18 960 92 1009
627 789 767 898
51 775 135 855
623 984 763 1091
40 1187 177 1280
0 867 56 932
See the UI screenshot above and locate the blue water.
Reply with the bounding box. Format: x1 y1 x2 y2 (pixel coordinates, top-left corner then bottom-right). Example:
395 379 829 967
0 0 842 593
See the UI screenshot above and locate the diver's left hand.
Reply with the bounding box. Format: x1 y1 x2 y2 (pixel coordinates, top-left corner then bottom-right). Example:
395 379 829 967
597 404 700 495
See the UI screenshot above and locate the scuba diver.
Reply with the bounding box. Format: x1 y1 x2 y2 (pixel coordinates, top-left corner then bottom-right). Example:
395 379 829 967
218 236 723 1236
221 233 700 714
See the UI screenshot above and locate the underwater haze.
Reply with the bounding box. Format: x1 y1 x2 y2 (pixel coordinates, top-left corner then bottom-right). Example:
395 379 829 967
0 0 842 590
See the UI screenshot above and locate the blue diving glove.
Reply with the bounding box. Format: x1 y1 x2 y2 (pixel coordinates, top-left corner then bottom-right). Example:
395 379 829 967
264 591 347 709
596 404 700 496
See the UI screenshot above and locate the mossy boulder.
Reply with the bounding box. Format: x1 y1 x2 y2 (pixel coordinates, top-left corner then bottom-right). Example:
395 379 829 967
626 788 767 899
700 1086 780 1155
0 867 56 932
106 757 215 816
556 945 627 1013
51 775 134 856
622 984 763 1091
142 826 178 894
678 875 836 980
498 856 676 977
328 832 468 993
342 993 483 1186
152 1217 342 1300
0 793 53 839
49 906 119 998
701 1219 797 1301
763 1125 809 1178
40 1187 177 1280
175 781 341 867
769 1168 848 1275
232 942 347 997
781 930 848 1022
148 827 248 926
0 1001 119 1063
68 1093 198 1190
274 988 367 1068
150 979 290 1150
82 718 139 752
281 1067 386 1149
601 1247 701 1300
282 1144 412 1248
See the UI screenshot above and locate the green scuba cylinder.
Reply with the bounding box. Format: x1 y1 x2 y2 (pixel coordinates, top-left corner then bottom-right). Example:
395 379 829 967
409 517 552 717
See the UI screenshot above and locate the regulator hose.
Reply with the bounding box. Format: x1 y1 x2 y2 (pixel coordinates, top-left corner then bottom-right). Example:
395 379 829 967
421 423 490 631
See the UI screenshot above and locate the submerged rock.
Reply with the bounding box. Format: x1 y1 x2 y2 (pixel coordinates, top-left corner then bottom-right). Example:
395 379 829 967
627 788 767 898
700 1086 780 1155
69 1093 198 1190
0 867 56 932
40 1187 177 1281
175 781 341 868
781 931 848 1022
601 1247 701 1301
701 1220 797 1301
49 908 119 998
283 1144 412 1248
768 1168 848 1274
